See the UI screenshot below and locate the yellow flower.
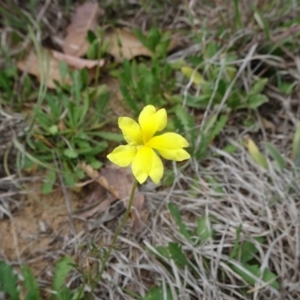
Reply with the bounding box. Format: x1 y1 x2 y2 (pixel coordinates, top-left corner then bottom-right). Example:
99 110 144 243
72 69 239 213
107 105 190 184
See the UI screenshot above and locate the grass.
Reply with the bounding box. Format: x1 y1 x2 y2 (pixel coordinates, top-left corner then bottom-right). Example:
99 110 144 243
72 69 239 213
1 0 300 299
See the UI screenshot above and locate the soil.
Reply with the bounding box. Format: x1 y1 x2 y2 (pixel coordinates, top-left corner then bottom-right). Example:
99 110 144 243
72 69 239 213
0 184 85 277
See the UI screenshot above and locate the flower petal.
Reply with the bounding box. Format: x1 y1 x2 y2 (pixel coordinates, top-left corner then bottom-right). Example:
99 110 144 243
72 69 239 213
146 132 190 161
107 145 137 167
118 117 143 145
158 149 191 161
138 105 167 143
146 132 189 149
131 146 163 184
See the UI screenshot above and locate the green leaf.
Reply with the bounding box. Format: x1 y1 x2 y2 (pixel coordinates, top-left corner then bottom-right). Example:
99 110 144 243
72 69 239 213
265 142 286 170
231 263 259 286
41 170 57 194
209 115 227 140
71 70 82 102
75 140 90 149
251 4 270 40
205 40 218 58
74 167 85 180
143 285 173 300
239 241 258 264
231 263 279 289
89 160 102 170
86 29 97 43
93 132 124 142
35 110 52 131
45 95 62 120
195 134 210 159
262 269 280 290
247 94 268 109
154 246 170 260
250 78 268 95
244 137 268 169
63 149 78 159
222 144 237 154
239 237 264 264
162 169 175 187
0 261 19 300
56 286 73 300
233 0 242 29
181 66 206 86
185 94 209 109
278 82 294 95
77 141 107 156
50 256 73 300
174 105 196 147
195 114 227 159
120 84 139 115
133 28 148 49
225 66 237 80
202 114 218 135
63 169 77 187
147 27 161 53
59 61 68 82
70 288 84 300
48 125 58 135
205 176 224 194
155 33 170 58
0 71 12 91
292 123 300 167
168 203 193 241
22 265 41 300
230 225 242 259
167 242 191 268
78 94 90 126
196 216 214 241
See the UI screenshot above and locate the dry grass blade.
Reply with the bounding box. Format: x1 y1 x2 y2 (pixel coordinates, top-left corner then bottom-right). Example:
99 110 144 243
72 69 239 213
0 111 25 218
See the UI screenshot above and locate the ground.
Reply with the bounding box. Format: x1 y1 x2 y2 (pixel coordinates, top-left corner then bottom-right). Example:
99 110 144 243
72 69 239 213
1 1 300 299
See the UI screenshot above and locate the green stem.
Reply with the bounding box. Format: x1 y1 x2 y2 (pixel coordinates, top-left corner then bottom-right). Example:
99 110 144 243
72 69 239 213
93 179 138 287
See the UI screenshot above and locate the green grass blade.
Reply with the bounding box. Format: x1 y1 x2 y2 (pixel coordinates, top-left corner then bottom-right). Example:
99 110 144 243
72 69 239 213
168 203 193 241
50 256 73 300
265 142 286 170
232 0 242 29
0 261 19 300
22 265 41 300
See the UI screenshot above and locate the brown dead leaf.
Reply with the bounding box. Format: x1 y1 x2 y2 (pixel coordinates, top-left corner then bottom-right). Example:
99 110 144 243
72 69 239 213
78 198 112 219
78 162 119 198
17 49 71 89
75 185 109 218
17 49 104 89
105 29 152 62
261 117 276 132
79 163 145 230
58 119 66 132
63 2 102 57
98 165 134 199
52 50 105 69
105 29 179 62
99 165 145 231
